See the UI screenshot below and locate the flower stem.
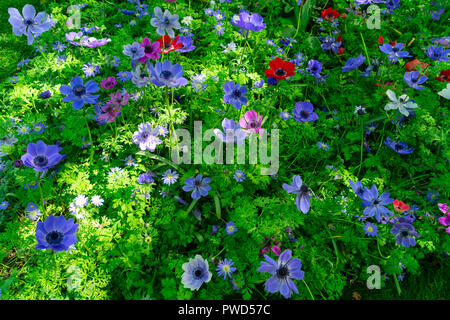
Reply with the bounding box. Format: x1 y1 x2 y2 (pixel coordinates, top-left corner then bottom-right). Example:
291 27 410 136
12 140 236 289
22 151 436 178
84 113 94 166
357 119 364 177
286 3 303 57
360 32 371 67
302 279 315 300
238 32 249 66
37 174 46 214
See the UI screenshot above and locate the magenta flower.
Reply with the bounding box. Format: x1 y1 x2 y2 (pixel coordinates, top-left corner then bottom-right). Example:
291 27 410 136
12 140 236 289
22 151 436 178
438 203 450 234
438 203 449 214
97 104 121 123
108 91 130 107
239 110 264 136
100 76 117 89
138 37 161 63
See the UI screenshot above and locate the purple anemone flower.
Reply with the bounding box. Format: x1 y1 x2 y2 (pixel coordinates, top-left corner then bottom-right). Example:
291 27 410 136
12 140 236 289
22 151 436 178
65 31 83 46
181 255 212 291
138 38 161 63
59 76 99 110
150 6 181 38
148 60 188 87
306 59 322 76
404 71 428 90
223 81 248 110
35 215 78 252
292 101 318 122
21 140 65 172
80 36 111 48
360 184 394 222
342 54 366 72
349 179 366 198
390 220 420 248
182 174 211 200
177 36 196 53
8 4 53 45
257 249 305 299
36 215 78 251
282 175 311 214
379 43 411 63
384 137 414 154
230 11 266 32
213 118 247 146
426 45 450 62
123 42 145 62
132 122 162 152
137 173 154 184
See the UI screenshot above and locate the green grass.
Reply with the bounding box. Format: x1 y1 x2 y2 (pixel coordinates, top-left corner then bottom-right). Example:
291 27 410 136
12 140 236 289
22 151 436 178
342 256 449 300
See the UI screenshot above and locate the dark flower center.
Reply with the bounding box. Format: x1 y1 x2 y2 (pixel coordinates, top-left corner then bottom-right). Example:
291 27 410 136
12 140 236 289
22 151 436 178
232 90 242 99
194 269 202 278
395 143 403 151
73 86 86 97
104 105 114 112
277 265 289 278
300 110 309 118
24 18 34 26
161 70 172 79
400 230 409 237
46 231 64 244
392 47 399 53
163 17 171 26
250 121 257 128
142 132 149 139
144 45 153 54
274 68 286 76
373 199 380 205
33 155 48 167
194 179 202 187
300 184 309 193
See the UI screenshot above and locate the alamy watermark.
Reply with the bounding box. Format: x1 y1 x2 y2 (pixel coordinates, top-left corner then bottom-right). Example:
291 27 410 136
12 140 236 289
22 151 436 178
366 265 381 289
169 121 279 176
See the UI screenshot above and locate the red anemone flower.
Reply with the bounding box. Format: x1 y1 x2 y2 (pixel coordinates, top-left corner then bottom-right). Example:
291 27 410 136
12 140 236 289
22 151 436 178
157 35 182 54
393 200 410 213
405 59 429 73
435 69 450 82
265 57 295 81
321 8 340 21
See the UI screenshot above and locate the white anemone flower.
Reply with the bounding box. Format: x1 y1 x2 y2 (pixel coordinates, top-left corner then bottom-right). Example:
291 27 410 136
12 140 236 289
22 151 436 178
384 89 419 117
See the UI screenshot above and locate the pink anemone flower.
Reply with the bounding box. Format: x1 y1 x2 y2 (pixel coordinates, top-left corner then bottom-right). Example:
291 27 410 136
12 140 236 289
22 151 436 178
97 104 121 123
108 91 130 107
239 110 264 136
100 76 117 89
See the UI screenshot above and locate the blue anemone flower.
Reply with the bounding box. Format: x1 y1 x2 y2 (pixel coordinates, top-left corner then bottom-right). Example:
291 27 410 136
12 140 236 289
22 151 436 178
59 76 99 110
282 175 311 214
361 185 394 222
384 137 414 154
182 174 211 199
342 54 366 72
35 215 78 251
257 249 305 299
223 81 248 110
